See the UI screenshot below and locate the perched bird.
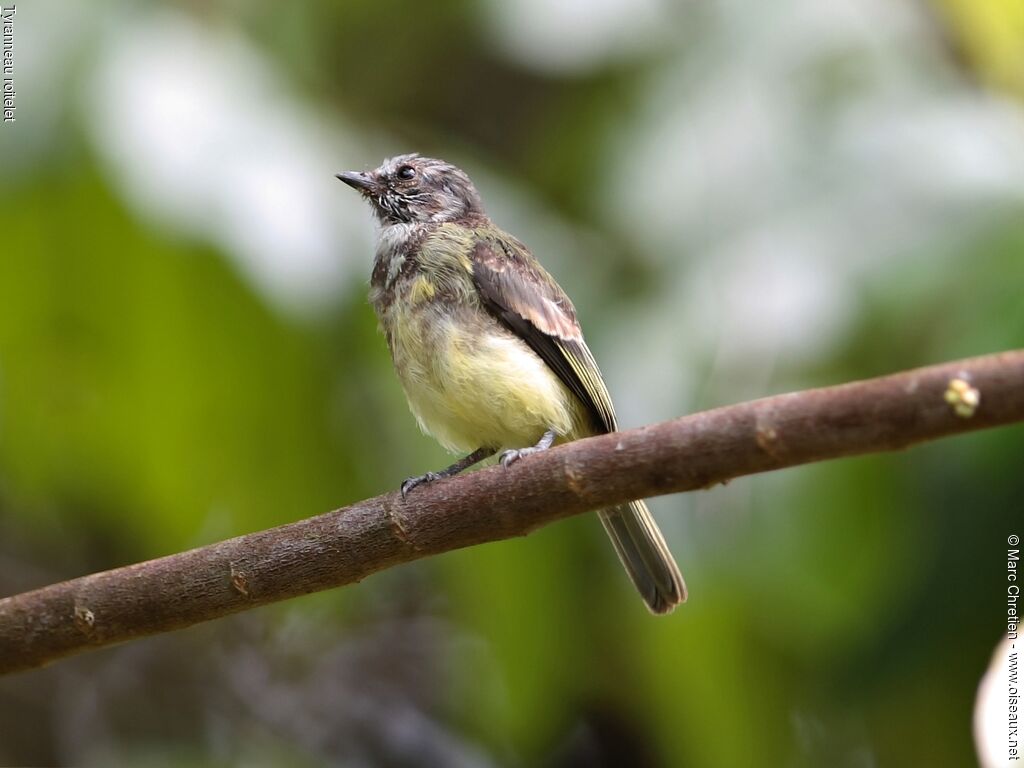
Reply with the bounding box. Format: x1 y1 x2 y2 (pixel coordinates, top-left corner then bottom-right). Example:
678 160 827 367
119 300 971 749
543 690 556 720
337 154 686 614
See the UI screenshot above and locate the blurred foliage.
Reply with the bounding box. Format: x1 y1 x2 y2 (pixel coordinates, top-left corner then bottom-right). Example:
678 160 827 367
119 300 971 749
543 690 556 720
1 1 1023 767
934 0 1024 99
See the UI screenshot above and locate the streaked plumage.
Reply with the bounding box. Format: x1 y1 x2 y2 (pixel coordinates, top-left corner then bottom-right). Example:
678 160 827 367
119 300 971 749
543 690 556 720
337 154 686 614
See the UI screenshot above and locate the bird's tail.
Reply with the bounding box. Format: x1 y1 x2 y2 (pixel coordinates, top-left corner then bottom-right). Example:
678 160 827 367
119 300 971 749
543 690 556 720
599 500 686 614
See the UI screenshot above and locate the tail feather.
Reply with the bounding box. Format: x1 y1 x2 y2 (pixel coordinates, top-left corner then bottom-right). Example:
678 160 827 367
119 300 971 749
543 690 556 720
599 500 686 614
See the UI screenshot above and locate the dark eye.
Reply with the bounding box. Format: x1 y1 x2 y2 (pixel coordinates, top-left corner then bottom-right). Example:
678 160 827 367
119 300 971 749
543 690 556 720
396 165 416 181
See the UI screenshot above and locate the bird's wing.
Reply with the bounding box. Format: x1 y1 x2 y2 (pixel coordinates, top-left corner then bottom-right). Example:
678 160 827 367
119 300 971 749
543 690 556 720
470 234 617 434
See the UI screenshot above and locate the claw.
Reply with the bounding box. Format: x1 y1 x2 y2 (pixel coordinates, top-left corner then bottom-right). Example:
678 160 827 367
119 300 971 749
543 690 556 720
499 429 557 469
400 471 440 499
398 447 498 499
500 447 533 468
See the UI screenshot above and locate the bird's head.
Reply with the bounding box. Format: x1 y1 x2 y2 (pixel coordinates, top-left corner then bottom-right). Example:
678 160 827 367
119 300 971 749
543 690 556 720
336 154 485 225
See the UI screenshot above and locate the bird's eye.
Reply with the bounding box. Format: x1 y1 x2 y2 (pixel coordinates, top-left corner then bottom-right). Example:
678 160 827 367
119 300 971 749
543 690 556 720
396 165 416 181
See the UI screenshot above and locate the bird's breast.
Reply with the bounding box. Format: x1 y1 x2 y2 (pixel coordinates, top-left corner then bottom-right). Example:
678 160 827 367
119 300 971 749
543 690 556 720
379 291 586 453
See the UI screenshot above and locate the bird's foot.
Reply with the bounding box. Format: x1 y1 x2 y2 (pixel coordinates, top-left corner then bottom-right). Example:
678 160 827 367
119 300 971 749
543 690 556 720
398 447 498 499
499 446 542 468
400 471 442 499
500 428 557 468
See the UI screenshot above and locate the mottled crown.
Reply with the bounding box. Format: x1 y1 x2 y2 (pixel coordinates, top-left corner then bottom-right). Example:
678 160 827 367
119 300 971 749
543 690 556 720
342 154 486 225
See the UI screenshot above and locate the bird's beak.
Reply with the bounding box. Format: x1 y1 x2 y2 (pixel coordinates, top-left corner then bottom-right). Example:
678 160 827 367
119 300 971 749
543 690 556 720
335 170 376 193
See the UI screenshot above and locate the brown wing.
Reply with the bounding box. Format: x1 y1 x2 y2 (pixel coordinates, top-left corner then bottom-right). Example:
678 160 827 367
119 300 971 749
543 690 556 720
471 235 617 434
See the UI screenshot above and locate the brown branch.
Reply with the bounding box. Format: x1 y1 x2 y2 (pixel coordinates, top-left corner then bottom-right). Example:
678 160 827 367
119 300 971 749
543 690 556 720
2 350 1023 675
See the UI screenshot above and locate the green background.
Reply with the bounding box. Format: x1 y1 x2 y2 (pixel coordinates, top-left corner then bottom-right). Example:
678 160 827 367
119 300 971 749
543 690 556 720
1 1 1022 765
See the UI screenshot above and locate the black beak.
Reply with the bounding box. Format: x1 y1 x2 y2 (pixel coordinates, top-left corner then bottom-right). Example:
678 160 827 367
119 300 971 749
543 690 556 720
335 170 376 192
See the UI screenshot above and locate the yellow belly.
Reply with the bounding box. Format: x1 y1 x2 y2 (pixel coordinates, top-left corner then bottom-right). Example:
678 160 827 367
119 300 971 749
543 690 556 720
390 309 586 453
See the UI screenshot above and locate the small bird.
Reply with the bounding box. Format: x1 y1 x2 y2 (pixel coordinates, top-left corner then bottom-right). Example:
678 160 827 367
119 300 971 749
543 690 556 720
337 154 686 614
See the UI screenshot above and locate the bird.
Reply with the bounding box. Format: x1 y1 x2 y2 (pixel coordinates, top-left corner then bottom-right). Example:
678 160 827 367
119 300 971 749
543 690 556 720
336 154 686 614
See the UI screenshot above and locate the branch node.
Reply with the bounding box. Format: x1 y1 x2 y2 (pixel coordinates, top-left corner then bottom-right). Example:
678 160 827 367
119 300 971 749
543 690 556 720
73 604 95 634
755 425 780 453
564 454 589 499
385 498 418 552
230 565 250 597
755 411 785 460
945 375 980 418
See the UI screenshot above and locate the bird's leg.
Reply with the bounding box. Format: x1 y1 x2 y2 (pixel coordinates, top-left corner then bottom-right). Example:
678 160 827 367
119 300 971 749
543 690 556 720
400 446 496 498
500 428 557 469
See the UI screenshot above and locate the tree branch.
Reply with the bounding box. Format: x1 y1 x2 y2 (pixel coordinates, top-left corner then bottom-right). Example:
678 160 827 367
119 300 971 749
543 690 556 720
2 350 1023 675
